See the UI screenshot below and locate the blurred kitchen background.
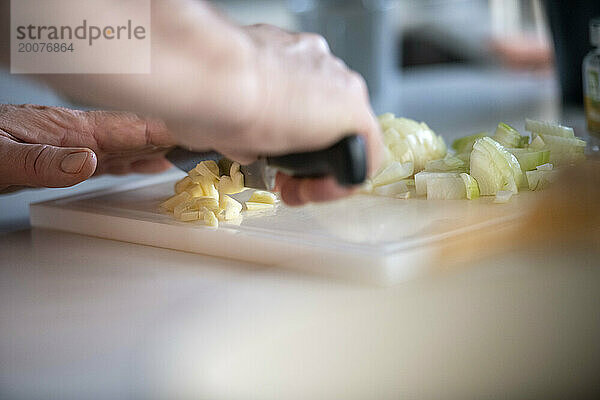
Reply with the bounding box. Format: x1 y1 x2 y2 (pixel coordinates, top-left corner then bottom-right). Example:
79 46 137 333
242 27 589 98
217 0 559 121
1 0 598 232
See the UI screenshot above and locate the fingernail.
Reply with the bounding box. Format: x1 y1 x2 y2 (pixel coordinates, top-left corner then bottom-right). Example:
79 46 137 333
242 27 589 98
60 152 88 174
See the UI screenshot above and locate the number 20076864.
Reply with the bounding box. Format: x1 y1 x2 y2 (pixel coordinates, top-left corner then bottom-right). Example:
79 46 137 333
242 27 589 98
18 42 74 53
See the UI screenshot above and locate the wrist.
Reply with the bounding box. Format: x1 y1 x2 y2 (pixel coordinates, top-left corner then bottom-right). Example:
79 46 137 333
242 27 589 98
162 21 264 151
219 25 273 148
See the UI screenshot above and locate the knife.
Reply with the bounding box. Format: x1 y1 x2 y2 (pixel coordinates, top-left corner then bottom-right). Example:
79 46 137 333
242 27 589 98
165 135 367 191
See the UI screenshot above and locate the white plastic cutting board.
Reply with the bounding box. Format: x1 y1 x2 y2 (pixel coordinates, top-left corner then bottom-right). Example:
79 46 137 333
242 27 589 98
30 175 538 284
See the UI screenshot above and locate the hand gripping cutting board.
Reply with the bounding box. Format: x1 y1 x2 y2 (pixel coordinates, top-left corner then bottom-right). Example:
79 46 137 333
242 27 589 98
30 174 538 285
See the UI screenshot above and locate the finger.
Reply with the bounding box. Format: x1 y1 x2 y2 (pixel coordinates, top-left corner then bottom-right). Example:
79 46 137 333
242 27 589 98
0 137 97 188
273 171 292 192
98 156 171 175
131 158 173 174
89 111 176 151
218 149 257 166
280 175 354 206
360 110 384 177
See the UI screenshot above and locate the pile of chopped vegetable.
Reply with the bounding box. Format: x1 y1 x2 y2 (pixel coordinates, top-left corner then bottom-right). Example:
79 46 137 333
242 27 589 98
161 160 277 227
362 114 587 202
162 114 587 226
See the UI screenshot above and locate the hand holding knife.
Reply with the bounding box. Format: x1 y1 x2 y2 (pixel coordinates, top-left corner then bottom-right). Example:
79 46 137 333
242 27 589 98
166 135 368 191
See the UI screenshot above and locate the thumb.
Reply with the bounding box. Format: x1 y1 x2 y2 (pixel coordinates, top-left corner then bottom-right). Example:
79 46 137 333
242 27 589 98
0 138 97 188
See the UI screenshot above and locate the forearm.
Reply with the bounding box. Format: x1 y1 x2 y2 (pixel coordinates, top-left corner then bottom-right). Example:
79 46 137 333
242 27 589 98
8 0 258 148
1 0 383 206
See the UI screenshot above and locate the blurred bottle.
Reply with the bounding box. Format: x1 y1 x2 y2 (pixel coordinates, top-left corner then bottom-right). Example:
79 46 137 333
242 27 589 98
544 1 600 107
287 0 399 110
583 17 600 136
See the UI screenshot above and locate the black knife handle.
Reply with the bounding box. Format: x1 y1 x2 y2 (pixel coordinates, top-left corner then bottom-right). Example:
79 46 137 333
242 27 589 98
267 135 367 186
166 135 367 187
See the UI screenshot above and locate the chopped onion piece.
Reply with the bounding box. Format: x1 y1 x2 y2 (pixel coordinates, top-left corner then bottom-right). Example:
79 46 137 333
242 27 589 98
401 178 415 187
185 184 205 198
202 208 219 227
232 171 244 190
245 202 274 211
525 119 575 138
507 148 550 171
460 173 480 200
377 115 447 171
217 175 244 195
249 190 278 204
493 123 522 148
518 135 530 147
452 132 488 154
426 176 466 200
470 137 523 195
194 197 219 213
358 179 373 194
538 135 587 148
529 136 546 150
372 161 414 187
219 195 243 220
230 162 241 176
538 134 586 166
378 113 395 128
395 191 411 200
177 210 200 222
160 191 192 212
174 199 195 219
194 160 220 181
414 172 461 196
174 176 193 194
425 156 466 172
494 191 513 203
373 180 409 197
526 170 559 191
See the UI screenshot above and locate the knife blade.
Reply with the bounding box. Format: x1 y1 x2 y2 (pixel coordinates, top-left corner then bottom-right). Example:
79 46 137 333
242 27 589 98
166 135 367 191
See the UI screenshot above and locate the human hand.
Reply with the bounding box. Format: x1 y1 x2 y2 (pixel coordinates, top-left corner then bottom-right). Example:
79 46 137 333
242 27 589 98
489 35 553 71
31 1 382 206
0 104 175 193
226 24 383 205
